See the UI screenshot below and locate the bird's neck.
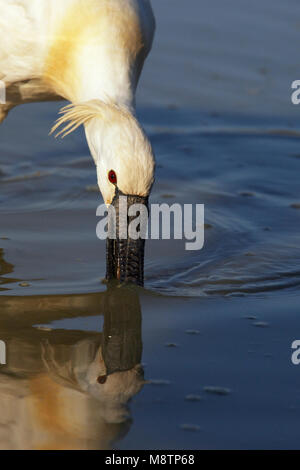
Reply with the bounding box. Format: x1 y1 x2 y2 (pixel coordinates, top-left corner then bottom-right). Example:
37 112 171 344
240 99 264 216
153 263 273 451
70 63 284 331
43 0 143 110
44 46 136 110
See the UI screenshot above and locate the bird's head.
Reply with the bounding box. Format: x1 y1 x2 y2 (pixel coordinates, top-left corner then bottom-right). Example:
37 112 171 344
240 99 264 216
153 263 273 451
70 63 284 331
51 100 155 285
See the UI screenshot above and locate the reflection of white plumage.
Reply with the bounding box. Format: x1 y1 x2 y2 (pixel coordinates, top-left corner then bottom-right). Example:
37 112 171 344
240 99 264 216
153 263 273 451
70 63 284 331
0 336 144 450
0 0 155 205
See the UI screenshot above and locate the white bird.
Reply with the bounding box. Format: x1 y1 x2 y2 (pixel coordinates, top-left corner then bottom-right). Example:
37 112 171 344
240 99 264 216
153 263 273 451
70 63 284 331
0 0 156 285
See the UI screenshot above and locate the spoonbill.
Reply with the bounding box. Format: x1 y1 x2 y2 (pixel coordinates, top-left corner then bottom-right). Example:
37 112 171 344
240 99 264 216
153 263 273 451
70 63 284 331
0 0 156 285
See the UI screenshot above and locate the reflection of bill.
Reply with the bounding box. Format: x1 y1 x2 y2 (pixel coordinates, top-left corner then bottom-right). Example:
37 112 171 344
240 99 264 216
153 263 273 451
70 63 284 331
0 287 144 450
0 248 16 291
0 341 6 365
43 287 145 424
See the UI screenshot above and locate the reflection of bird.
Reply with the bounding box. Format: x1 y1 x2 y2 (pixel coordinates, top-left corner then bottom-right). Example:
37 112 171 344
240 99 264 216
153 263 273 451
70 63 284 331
0 248 18 291
0 287 144 449
0 0 156 285
42 287 144 424
0 249 13 278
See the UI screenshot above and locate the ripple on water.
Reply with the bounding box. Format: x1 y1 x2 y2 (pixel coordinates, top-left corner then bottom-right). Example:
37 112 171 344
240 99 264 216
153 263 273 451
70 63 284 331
1 114 300 299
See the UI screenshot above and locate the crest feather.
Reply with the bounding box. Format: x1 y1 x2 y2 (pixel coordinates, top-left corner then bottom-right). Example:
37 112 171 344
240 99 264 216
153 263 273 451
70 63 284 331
50 99 134 138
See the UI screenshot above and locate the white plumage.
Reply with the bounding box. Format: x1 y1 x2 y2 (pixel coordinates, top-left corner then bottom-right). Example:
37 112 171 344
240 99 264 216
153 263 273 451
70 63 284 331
0 0 156 204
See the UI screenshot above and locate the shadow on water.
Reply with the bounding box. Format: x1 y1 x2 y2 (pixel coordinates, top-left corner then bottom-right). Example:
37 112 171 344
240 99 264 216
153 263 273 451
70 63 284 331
0 285 144 450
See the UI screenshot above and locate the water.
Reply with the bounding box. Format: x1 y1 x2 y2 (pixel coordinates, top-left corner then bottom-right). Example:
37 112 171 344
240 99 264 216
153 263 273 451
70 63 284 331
1 0 300 449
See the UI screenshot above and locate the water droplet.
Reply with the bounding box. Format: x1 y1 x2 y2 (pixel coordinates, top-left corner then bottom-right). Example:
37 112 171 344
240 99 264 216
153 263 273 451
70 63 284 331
252 321 269 328
185 394 202 402
185 329 200 335
204 386 231 396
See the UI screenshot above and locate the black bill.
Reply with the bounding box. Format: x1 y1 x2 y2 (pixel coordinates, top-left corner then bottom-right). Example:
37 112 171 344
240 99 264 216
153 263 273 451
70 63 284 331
102 286 142 376
106 188 148 286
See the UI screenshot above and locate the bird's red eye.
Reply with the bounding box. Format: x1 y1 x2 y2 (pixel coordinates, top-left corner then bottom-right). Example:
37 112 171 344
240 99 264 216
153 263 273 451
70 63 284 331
108 170 117 184
97 375 107 384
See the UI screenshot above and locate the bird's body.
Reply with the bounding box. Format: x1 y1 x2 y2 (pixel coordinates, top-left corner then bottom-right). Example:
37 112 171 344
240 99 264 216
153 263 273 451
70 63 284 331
0 0 155 112
0 0 156 285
